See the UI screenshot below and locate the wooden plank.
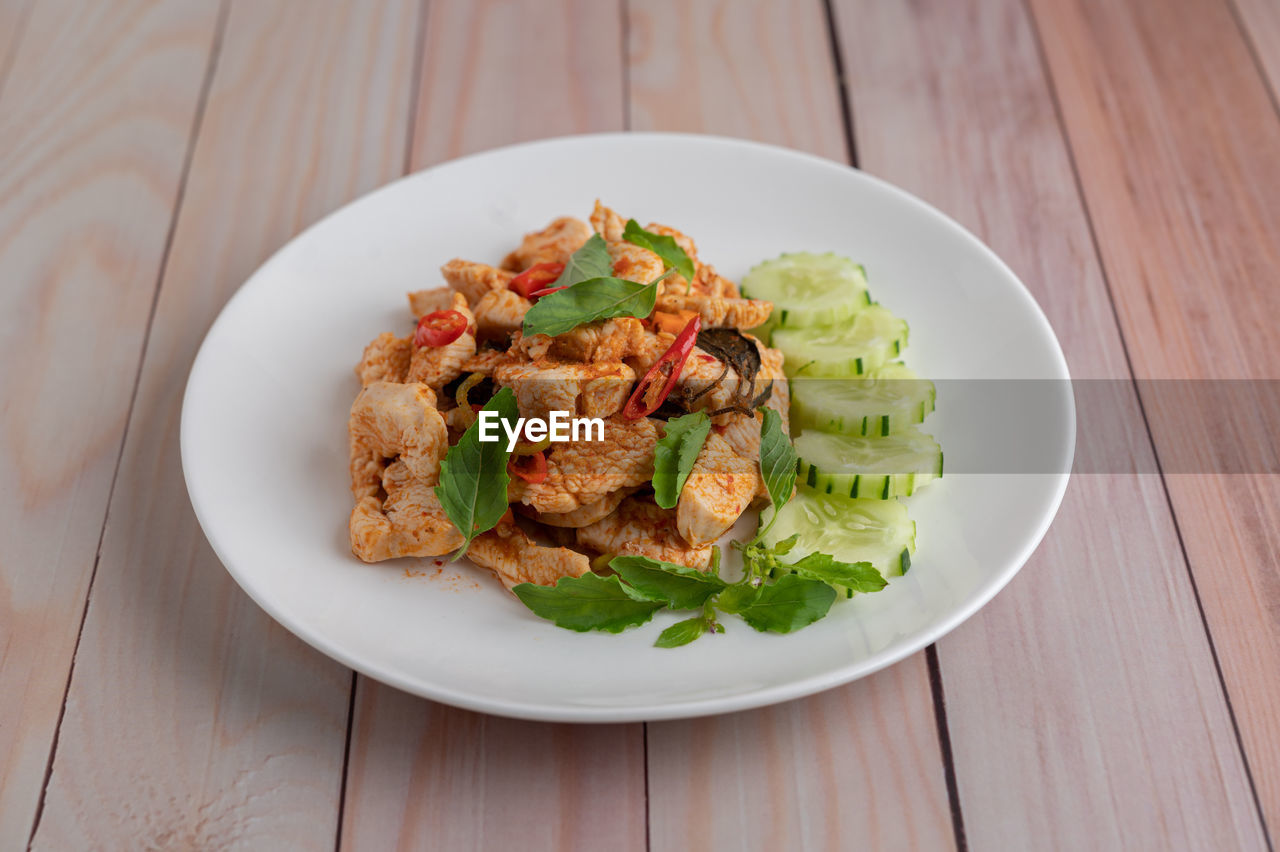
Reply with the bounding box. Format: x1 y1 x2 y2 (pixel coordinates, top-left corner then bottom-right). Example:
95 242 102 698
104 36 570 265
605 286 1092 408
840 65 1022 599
0 2 222 847
833 0 1268 846
27 2 420 849
628 2 955 849
0 0 32 94
1028 0 1280 828
1228 0 1280 115
338 2 648 850
340 690 647 850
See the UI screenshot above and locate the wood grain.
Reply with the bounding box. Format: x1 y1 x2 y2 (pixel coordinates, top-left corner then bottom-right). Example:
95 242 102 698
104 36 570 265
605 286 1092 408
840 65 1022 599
28 2 420 848
338 2 647 850
0 2 222 846
1028 0 1280 827
1228 0 1280 118
0 0 32 95
628 2 955 849
834 0 1269 846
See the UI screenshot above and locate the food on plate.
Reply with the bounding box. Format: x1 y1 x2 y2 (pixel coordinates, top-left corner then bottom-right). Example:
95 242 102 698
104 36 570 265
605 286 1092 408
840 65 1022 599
345 202 941 646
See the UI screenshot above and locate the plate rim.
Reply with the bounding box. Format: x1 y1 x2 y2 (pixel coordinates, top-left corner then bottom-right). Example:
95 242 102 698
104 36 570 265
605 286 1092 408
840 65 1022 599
181 131 1075 722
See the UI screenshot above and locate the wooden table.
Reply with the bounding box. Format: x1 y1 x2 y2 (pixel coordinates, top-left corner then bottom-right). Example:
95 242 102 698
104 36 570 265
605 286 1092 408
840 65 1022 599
2 0 1277 848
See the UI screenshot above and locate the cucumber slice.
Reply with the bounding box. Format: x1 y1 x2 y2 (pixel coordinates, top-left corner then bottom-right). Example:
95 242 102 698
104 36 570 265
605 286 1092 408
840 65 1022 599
771 304 908 377
760 487 916 578
796 427 943 499
791 363 936 436
741 252 872 329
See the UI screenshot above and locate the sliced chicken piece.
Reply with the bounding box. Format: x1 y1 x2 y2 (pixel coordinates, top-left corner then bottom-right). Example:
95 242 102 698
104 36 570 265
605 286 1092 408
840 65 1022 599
759 341 790 433
645 222 698 266
577 496 712 570
608 241 665 286
468 522 590 589
405 291 477 389
677 432 760 546
515 317 646 363
494 359 635 422
590 200 626 242
349 461 464 562
509 416 660 514
348 381 448 499
473 288 531 339
407 286 457 318
441 259 514 304
656 289 772 329
521 487 637 528
459 347 509 376
355 332 411 387
502 216 592 271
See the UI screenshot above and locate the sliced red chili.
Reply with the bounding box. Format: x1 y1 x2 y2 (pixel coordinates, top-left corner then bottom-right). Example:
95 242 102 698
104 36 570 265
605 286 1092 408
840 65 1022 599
509 262 565 299
528 284 569 298
622 315 701 420
414 309 467 347
508 450 548 484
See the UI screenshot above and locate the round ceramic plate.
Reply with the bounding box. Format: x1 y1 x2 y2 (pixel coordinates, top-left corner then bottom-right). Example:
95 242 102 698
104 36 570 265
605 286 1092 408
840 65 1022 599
182 133 1073 722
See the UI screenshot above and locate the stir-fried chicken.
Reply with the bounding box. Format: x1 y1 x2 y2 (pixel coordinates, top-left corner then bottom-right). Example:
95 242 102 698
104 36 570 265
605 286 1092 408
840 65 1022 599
577 496 713 570
509 416 659 514
469 521 590 588
346 202 787 595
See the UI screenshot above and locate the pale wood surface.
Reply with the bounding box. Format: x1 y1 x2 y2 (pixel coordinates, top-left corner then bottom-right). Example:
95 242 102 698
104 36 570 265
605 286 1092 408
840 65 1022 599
629 2 953 849
29 2 417 848
1029 0 1280 828
0 2 222 846
2 0 1278 847
833 0 1269 847
338 2 648 850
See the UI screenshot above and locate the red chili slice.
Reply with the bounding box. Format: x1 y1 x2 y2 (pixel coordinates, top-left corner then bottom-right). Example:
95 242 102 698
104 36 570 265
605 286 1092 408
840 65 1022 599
509 262 565 299
622 315 701 420
414 309 468 347
509 450 548 484
528 285 569 298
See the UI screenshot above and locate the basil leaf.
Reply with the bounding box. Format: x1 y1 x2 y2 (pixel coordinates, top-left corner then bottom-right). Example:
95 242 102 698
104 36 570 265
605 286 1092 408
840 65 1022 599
623 219 696 284
434 387 519 559
757 408 798 523
737 574 835 633
522 274 664 337
788 553 887 594
610 555 726 609
771 533 800 556
714 583 760 614
652 412 712 509
655 617 710 648
512 573 664 633
551 233 613 289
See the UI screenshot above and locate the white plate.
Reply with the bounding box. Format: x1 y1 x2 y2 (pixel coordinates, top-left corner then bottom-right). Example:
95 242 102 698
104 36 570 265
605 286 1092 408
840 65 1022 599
182 133 1073 722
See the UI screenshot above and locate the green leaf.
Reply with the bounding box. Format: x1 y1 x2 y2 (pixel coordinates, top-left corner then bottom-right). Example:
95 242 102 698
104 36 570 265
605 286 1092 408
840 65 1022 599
521 274 666 337
771 533 800 556
434 387 519 559
714 583 760 614
609 555 726 610
512 573 664 633
756 408 798 538
652 412 712 509
654 617 710 648
551 233 613 289
788 553 887 594
737 574 835 633
623 219 696 284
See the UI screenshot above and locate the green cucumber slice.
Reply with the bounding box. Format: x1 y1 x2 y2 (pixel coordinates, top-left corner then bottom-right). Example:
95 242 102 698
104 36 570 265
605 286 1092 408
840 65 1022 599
795 427 943 499
760 487 916 578
791 363 936 436
771 304 908 377
740 252 872 329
